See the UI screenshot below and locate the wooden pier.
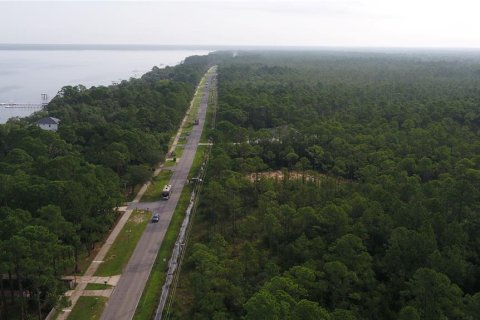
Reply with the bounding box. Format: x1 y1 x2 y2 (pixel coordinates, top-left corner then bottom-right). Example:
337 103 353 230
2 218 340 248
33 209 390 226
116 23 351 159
0 103 45 109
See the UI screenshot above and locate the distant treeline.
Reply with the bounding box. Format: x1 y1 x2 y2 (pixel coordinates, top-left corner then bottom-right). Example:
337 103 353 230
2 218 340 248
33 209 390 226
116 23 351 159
172 51 480 320
0 53 216 319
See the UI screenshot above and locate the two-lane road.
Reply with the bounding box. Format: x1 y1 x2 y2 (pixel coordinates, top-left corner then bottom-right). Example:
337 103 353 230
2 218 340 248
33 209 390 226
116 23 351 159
101 67 216 320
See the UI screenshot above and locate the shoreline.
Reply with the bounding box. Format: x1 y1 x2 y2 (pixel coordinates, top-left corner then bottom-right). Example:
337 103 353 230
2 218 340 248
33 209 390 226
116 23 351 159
0 49 211 123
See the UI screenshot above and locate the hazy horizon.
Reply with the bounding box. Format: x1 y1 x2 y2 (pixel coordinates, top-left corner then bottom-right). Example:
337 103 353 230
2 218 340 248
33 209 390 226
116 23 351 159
1 43 480 52
1 1 480 48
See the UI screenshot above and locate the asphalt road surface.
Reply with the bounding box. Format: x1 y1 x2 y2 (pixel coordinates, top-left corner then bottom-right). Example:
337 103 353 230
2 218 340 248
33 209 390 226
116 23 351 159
101 68 216 320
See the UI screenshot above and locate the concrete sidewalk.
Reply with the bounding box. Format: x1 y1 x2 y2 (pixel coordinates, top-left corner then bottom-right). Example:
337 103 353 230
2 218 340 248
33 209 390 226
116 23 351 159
55 207 135 320
74 275 120 286
55 173 158 319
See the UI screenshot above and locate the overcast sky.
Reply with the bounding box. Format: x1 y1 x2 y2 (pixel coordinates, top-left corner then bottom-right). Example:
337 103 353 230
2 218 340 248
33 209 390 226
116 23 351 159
1 0 479 48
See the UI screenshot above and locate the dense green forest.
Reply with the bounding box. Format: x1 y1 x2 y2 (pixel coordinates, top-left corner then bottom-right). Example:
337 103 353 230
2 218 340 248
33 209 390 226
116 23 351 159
0 54 212 319
172 51 480 319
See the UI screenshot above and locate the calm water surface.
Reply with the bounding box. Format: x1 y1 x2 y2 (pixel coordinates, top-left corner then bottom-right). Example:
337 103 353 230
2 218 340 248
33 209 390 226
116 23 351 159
0 49 210 123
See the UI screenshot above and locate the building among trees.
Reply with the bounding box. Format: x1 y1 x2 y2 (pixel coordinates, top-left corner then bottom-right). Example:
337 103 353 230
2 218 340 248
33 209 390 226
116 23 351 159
36 117 60 131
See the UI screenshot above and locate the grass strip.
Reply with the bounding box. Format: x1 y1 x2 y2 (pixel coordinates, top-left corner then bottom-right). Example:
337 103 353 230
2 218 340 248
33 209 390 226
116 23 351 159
180 74 206 139
164 160 177 167
67 296 107 320
94 209 151 276
189 145 206 180
132 184 193 320
174 145 184 158
141 170 173 202
200 84 217 143
133 143 208 320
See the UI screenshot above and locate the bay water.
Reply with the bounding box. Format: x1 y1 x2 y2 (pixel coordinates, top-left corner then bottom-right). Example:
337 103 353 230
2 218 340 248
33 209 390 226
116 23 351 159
0 47 210 123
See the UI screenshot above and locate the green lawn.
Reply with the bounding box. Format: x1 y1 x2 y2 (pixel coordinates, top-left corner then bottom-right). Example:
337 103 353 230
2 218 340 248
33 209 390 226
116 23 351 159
189 145 207 180
141 170 173 202
67 296 107 320
70 214 123 275
181 76 205 137
133 184 193 320
174 145 184 159
85 283 113 290
178 134 188 144
94 209 151 276
179 125 193 145
189 78 205 113
200 82 217 143
164 159 177 167
186 95 201 123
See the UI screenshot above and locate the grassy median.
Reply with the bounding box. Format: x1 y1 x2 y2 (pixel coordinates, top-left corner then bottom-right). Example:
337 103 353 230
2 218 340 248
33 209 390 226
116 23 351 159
164 159 177 167
133 112 210 320
141 170 173 202
94 209 151 276
174 144 184 159
200 81 217 143
68 296 107 320
189 145 206 180
133 184 193 320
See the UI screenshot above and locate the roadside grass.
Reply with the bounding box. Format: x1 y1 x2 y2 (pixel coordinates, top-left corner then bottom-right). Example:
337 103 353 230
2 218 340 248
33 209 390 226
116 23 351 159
182 125 193 136
174 145 184 158
178 134 188 144
179 115 196 142
67 296 107 320
133 122 209 319
176 70 210 153
71 182 145 275
70 211 124 275
187 95 201 122
141 170 173 202
94 209 151 276
133 138 209 320
200 84 217 143
164 160 177 167
181 75 205 137
85 283 113 290
189 145 206 180
166 218 210 319
132 184 193 320
166 71 216 318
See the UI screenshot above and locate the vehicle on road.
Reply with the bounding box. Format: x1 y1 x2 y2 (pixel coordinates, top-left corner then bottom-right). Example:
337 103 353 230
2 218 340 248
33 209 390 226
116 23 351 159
152 213 159 223
162 184 172 200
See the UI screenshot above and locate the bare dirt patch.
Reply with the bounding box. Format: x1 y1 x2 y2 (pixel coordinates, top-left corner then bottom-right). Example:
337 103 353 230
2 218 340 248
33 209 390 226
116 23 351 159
247 170 327 182
130 211 148 224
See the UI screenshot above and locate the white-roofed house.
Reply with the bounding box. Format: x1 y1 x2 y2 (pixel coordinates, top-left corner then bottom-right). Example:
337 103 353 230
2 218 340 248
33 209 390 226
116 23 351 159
36 117 60 132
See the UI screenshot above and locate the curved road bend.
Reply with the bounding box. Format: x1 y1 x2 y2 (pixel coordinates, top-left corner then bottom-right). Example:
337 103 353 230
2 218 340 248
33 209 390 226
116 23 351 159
101 67 217 320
